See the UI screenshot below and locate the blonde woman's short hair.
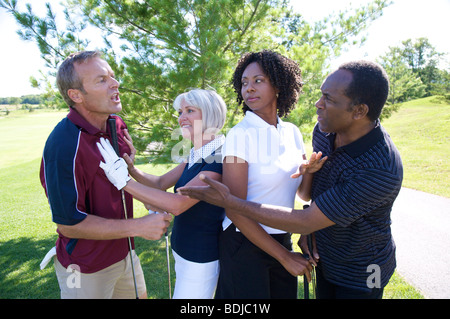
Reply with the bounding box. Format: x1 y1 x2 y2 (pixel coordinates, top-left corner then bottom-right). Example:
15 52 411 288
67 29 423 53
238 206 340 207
173 89 227 134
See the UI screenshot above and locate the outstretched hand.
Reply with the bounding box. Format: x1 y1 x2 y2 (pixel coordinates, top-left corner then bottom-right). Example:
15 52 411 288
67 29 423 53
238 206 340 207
291 151 328 178
177 174 231 208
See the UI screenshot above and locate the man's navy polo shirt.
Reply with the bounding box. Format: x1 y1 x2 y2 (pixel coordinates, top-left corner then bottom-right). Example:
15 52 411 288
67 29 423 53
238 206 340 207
40 108 133 273
311 121 403 291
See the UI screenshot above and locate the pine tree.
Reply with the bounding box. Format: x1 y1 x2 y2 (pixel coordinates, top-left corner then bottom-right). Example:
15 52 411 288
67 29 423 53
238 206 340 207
1 0 391 161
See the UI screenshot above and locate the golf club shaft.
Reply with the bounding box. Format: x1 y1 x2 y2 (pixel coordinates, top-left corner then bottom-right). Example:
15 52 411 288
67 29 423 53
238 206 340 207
108 118 139 299
307 233 316 299
165 232 172 299
302 204 311 299
303 234 310 299
149 209 172 299
303 273 309 299
303 204 316 299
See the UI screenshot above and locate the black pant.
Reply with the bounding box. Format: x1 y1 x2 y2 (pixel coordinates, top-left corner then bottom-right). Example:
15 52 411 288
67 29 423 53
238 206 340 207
316 264 384 299
215 224 297 299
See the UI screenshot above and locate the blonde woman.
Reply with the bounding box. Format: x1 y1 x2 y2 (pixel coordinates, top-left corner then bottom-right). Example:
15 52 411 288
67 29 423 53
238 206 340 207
98 89 227 298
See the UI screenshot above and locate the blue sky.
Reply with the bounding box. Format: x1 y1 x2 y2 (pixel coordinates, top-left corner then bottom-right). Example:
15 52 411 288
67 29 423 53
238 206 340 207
1 0 449 97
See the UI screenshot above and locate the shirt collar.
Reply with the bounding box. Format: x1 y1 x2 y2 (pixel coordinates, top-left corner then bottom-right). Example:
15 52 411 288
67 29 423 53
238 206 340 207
245 111 285 130
188 135 225 168
67 108 114 136
340 120 384 158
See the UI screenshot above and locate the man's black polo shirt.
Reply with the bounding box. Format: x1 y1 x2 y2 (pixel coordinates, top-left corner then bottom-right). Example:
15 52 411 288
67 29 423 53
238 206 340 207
311 121 403 291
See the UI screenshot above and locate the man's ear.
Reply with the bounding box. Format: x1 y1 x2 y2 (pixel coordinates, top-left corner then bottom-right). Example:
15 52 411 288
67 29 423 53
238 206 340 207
67 89 83 104
352 103 369 120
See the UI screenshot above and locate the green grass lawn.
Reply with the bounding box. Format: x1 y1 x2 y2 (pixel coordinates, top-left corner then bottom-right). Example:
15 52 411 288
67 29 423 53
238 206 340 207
380 96 450 198
3 95 446 299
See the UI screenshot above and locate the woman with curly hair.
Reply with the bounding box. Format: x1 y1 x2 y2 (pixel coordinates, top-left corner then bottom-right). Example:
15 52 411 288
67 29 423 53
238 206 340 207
216 50 313 298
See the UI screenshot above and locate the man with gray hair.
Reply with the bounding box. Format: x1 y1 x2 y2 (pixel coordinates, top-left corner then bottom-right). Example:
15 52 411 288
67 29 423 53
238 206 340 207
39 51 171 299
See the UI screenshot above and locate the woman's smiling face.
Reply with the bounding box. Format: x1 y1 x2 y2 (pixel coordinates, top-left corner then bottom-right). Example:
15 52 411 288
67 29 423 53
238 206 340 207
178 100 203 141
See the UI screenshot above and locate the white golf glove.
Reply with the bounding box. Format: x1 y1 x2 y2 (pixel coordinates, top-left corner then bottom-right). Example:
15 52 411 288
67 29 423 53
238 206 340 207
96 137 131 190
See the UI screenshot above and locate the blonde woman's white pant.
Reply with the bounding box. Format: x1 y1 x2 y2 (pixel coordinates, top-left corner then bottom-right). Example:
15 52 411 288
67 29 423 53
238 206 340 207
172 249 219 299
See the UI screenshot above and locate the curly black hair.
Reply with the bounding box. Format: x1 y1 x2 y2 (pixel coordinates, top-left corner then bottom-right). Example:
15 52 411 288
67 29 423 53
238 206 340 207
232 50 303 118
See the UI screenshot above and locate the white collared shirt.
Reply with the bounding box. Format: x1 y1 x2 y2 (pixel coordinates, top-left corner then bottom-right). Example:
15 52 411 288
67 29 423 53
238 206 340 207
222 111 306 234
188 135 225 169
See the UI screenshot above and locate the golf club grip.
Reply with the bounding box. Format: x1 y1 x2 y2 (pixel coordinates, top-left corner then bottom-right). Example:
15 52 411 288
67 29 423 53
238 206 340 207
307 233 313 254
149 206 170 237
107 118 120 156
302 204 314 254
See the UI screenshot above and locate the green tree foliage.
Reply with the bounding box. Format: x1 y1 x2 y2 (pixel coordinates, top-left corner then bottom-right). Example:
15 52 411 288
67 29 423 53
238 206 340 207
378 46 426 105
402 37 449 97
0 94 45 105
1 0 390 162
378 37 449 104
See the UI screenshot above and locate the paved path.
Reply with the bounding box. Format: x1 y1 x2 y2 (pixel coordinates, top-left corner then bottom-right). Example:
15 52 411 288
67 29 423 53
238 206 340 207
391 187 450 299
